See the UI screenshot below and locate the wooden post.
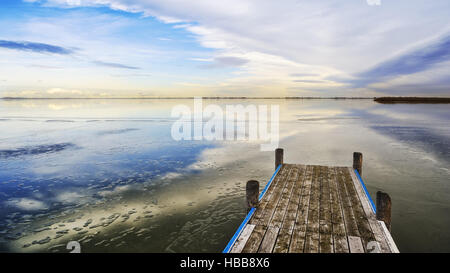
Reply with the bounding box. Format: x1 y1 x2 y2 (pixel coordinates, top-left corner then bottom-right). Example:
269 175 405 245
376 191 392 231
275 148 284 170
246 180 259 211
353 152 363 176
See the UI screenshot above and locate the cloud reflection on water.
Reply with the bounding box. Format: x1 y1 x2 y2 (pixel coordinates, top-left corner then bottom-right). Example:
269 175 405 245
0 99 449 252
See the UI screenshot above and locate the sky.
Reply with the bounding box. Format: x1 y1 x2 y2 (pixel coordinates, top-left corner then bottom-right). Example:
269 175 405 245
0 0 449 98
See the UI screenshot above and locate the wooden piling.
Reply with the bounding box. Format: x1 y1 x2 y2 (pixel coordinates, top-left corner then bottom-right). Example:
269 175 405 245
225 152 400 253
246 180 259 211
353 152 363 176
226 163 399 253
376 191 392 231
275 148 284 170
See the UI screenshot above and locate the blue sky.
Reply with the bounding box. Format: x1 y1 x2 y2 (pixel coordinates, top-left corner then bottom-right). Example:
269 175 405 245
0 0 450 97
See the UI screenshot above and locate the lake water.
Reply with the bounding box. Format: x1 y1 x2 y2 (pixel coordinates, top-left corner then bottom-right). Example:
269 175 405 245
0 98 449 253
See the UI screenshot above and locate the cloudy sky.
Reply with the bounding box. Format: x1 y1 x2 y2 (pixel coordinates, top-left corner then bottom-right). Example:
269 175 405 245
1 0 449 98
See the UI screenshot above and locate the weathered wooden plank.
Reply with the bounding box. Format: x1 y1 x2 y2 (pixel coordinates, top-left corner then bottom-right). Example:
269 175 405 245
347 167 392 253
329 167 349 253
319 166 333 253
272 228 291 253
258 227 280 253
230 224 256 253
269 165 300 228
366 241 382 253
335 167 361 238
348 236 365 253
273 165 307 253
289 165 313 253
280 165 306 231
379 220 400 253
241 225 267 253
242 164 294 253
304 165 321 253
231 162 399 253
339 167 375 251
319 234 333 253
342 168 376 249
249 165 289 225
258 165 294 227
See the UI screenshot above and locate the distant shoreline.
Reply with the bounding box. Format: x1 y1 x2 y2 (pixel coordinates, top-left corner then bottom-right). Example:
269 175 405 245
374 97 450 104
1 96 449 103
0 96 373 100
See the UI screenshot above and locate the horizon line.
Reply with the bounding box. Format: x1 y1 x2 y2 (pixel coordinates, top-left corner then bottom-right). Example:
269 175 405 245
2 96 449 100
0 96 377 100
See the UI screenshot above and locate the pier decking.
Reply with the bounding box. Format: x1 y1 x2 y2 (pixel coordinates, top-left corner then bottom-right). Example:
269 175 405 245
224 152 399 253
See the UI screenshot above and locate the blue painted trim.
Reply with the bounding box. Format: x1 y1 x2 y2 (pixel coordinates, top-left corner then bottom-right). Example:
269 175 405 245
259 164 282 200
354 169 376 213
222 208 255 253
222 164 282 253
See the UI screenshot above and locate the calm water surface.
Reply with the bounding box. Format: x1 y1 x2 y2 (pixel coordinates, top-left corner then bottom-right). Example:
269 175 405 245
0 99 449 252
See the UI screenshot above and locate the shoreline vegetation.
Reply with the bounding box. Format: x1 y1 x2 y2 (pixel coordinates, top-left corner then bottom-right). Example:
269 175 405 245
374 97 450 104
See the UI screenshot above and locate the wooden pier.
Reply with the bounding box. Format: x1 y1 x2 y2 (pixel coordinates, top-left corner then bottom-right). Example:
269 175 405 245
223 149 399 253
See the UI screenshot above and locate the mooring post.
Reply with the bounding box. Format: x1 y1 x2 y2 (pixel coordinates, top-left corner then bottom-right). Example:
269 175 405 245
376 191 392 231
246 180 259 211
275 148 284 170
353 152 363 176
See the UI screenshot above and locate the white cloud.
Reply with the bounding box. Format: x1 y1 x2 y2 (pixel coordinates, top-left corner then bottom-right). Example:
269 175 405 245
36 0 450 96
46 88 84 94
6 198 47 211
54 191 85 203
98 185 131 197
366 0 381 6
2 0 449 97
42 1 449 66
4 88 82 97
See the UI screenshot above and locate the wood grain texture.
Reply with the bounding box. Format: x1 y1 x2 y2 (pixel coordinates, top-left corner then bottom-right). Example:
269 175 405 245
230 224 255 253
319 165 333 253
304 166 321 253
339 167 375 251
258 227 280 253
249 164 289 225
348 236 364 253
241 224 267 253
348 167 392 253
229 164 398 253
329 167 349 253
289 165 313 253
